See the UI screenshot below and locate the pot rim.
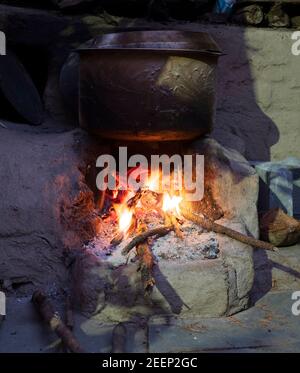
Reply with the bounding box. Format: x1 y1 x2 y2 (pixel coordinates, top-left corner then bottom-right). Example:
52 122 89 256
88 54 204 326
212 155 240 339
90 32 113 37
77 30 223 57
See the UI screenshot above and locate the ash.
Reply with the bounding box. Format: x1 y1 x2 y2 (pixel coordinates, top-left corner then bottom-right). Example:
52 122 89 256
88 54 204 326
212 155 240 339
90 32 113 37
151 220 220 262
85 212 220 266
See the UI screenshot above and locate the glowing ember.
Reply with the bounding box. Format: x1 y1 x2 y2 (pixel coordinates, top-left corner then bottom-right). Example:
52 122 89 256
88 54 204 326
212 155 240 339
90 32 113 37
162 192 182 216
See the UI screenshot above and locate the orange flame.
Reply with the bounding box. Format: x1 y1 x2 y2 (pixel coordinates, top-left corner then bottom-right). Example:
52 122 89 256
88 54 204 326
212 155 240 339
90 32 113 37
115 205 133 234
144 171 160 192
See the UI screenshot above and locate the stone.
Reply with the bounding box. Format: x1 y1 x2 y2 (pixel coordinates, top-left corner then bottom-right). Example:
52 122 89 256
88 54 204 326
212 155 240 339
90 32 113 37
72 219 254 322
188 137 259 238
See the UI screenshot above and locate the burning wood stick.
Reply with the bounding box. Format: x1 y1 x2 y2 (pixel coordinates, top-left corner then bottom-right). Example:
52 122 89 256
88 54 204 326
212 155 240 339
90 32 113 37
32 290 85 353
136 222 156 294
122 225 173 255
126 189 144 208
162 193 183 238
181 208 278 252
164 212 183 239
111 212 136 246
111 232 124 246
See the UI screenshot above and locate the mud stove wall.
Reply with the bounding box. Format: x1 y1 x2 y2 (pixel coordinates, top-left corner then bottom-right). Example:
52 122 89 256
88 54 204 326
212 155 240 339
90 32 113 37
72 137 259 322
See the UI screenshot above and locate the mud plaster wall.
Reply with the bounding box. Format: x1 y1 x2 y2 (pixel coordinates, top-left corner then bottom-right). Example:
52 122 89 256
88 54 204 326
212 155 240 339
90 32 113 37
192 25 299 162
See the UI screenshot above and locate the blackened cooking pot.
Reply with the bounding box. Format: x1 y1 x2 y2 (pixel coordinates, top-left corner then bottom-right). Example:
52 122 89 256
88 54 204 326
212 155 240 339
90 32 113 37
78 30 222 142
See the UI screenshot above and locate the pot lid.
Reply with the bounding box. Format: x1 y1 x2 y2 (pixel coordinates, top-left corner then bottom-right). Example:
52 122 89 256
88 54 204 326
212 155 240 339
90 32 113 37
77 30 223 56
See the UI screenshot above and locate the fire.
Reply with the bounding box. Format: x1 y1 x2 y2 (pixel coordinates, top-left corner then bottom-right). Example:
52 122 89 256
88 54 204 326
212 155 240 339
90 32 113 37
162 192 182 216
115 205 133 234
109 168 185 238
145 171 160 192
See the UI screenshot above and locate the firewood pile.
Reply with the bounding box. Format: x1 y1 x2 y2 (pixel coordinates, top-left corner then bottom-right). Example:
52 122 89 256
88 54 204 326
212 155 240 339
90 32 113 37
231 2 299 27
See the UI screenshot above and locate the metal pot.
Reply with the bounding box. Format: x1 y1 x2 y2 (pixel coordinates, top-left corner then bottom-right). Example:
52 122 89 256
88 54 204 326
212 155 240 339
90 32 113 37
78 30 222 142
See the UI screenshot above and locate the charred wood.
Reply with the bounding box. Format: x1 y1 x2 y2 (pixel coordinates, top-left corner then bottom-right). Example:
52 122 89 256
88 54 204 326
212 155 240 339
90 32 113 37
122 225 173 255
136 222 155 294
32 290 85 353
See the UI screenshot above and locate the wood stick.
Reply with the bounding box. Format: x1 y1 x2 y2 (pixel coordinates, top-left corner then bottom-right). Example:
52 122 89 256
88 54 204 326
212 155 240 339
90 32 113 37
111 231 124 246
32 290 85 353
111 214 136 246
267 4 289 28
122 225 173 255
181 208 278 252
126 189 144 208
232 4 264 26
165 212 183 239
136 222 155 294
